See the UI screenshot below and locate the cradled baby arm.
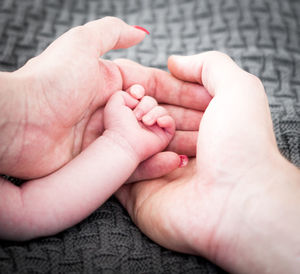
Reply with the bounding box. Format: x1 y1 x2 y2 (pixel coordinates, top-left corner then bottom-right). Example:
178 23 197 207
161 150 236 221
104 89 175 163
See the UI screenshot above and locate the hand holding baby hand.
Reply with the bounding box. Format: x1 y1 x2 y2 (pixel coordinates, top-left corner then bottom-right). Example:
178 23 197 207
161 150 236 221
104 86 175 162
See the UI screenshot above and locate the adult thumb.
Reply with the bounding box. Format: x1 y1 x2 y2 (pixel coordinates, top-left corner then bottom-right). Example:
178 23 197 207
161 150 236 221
168 51 277 150
168 51 257 97
167 51 271 121
46 17 148 57
84 17 148 56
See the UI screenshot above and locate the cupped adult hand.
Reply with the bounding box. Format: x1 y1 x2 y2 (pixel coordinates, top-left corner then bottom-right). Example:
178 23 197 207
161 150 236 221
116 52 300 273
0 17 209 179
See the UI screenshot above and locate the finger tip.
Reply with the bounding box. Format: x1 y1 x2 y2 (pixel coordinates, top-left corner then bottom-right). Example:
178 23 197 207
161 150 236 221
167 152 181 168
132 25 150 35
168 55 184 75
179 155 189 168
157 116 175 132
168 54 183 63
130 84 145 99
142 115 153 126
134 109 143 120
157 151 181 173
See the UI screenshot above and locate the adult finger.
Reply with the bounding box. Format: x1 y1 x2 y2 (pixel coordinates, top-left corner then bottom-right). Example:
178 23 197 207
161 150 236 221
126 151 181 183
48 17 147 57
168 51 274 130
161 104 203 131
168 51 264 98
114 59 212 111
168 51 278 155
85 17 148 55
166 131 198 156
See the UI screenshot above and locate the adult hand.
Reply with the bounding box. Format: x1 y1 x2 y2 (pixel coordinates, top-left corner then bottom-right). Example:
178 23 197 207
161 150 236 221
114 59 211 182
0 17 209 179
116 52 300 273
0 17 145 178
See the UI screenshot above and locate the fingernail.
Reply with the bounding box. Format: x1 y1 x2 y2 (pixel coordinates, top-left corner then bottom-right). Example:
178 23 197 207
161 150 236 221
134 109 143 120
132 25 150 35
179 155 188 168
142 115 153 125
131 85 144 99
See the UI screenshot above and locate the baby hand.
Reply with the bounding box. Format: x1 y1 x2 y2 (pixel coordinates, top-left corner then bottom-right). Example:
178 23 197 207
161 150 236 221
104 86 175 162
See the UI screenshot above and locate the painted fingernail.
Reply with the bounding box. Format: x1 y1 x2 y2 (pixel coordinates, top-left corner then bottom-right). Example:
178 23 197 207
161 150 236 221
179 155 188 168
132 25 150 35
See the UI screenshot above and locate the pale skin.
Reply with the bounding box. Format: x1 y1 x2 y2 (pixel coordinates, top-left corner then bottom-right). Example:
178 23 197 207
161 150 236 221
0 89 175 241
116 52 300 274
0 17 205 241
1 15 299 273
0 16 204 240
0 17 207 180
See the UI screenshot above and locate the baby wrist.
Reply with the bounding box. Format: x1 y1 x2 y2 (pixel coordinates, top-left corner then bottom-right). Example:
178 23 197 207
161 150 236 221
101 130 140 165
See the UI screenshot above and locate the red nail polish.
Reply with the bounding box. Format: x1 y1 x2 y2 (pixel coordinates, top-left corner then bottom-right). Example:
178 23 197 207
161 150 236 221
132 25 150 35
179 155 188 168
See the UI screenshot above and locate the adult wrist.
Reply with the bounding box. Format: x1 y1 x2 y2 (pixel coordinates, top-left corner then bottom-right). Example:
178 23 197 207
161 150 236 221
215 152 300 274
0 71 26 174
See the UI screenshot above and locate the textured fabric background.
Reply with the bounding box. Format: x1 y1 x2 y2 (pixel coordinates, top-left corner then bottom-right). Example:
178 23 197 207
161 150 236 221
0 0 299 273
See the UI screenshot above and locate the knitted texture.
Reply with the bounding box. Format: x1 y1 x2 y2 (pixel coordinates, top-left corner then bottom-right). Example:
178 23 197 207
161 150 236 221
0 0 299 273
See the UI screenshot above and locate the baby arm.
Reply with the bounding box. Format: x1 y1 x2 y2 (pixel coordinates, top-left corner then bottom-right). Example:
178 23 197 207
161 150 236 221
0 90 174 241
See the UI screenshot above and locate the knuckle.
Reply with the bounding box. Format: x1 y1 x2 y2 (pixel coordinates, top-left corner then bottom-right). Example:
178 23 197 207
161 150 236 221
250 73 262 85
156 106 166 113
65 25 91 44
68 25 86 36
241 72 267 99
143 96 158 105
113 58 128 64
244 72 264 88
102 16 123 26
206 50 232 61
113 90 125 98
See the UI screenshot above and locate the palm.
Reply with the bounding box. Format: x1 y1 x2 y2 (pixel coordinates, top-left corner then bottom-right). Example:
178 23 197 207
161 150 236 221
1 18 207 179
2 17 149 179
13 39 121 178
115 52 282 261
116 158 219 255
117 104 261 257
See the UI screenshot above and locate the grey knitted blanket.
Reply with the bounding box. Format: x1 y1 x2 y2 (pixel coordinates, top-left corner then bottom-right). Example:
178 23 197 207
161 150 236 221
0 0 299 273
